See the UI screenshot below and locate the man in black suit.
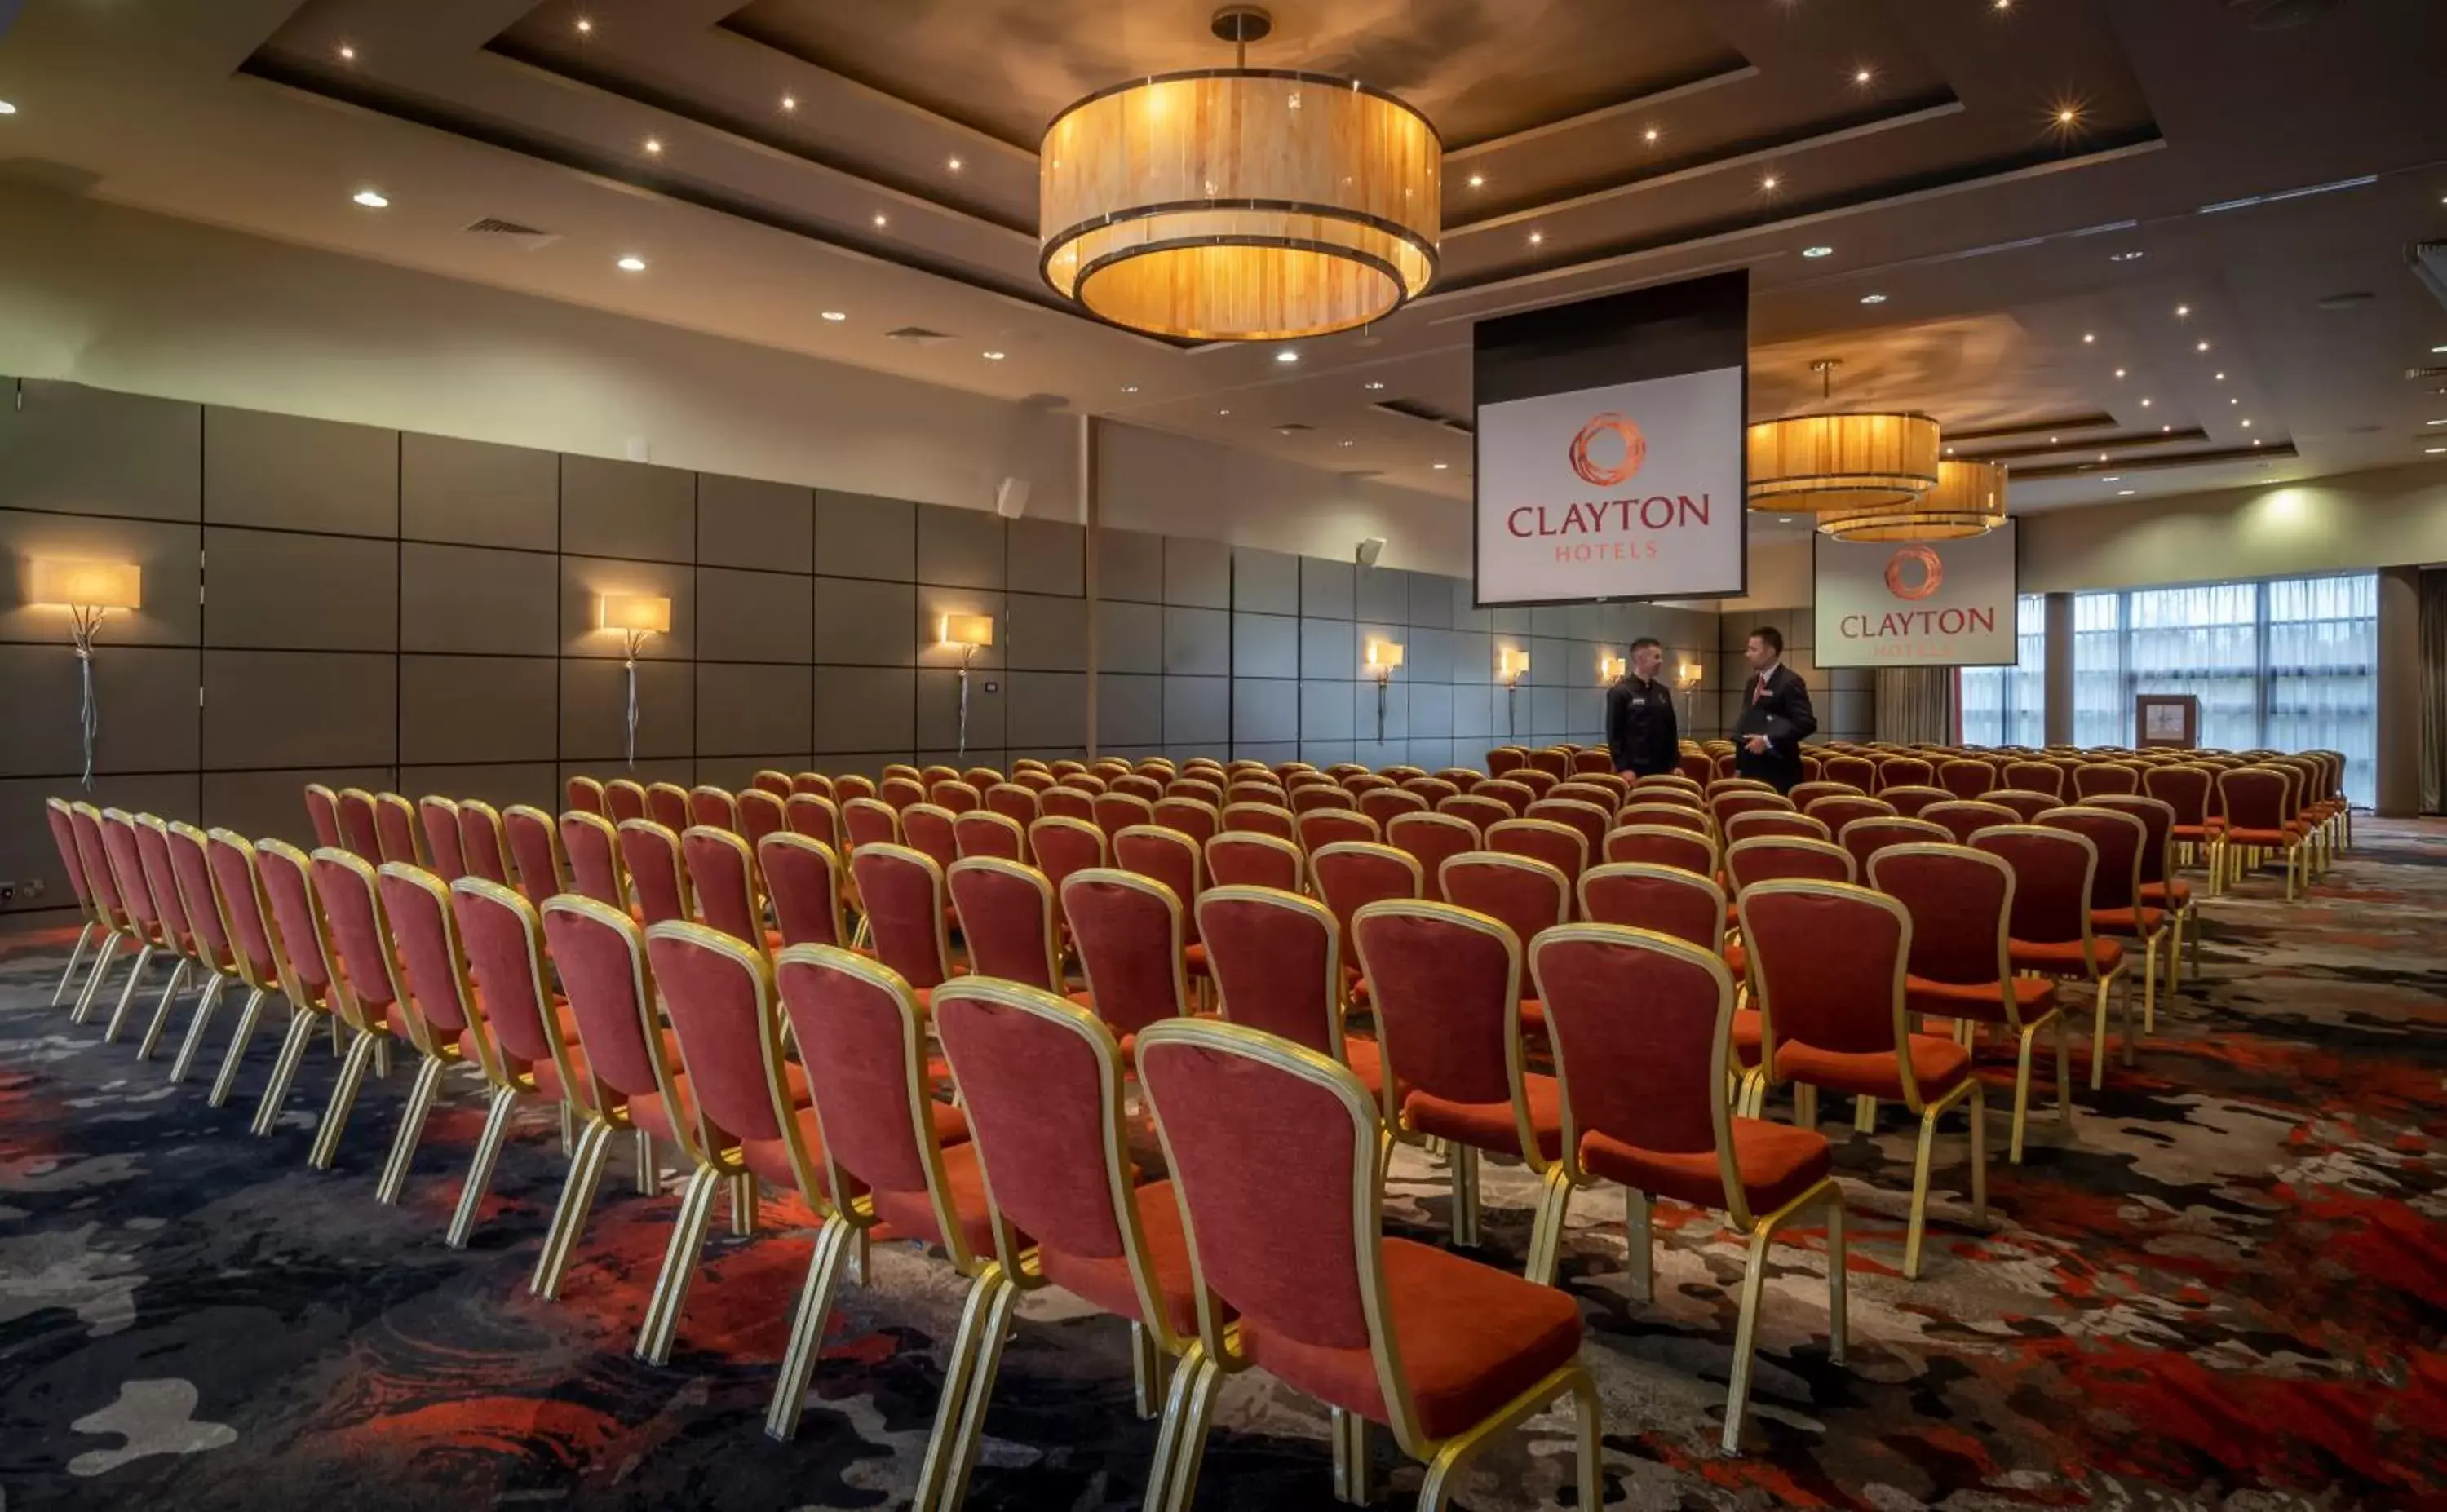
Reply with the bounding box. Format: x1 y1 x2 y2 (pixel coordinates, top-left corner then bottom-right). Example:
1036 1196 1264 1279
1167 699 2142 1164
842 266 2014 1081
1606 636 1679 777
1732 626 1816 793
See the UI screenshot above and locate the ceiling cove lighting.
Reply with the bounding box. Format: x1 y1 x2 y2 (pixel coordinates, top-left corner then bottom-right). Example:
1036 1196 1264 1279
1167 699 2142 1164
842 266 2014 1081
1038 6 1440 341
821 310 846 321
352 188 388 209
1819 458 2007 542
1803 245 1834 259
616 254 646 272
1860 293 1887 304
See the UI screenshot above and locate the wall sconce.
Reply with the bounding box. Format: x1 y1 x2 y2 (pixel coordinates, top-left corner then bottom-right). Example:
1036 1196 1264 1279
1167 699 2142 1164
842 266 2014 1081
1677 662 1704 731
597 594 671 770
1365 640 1405 740
30 559 142 789
939 613 997 758
1599 652 1627 684
1498 648 1529 739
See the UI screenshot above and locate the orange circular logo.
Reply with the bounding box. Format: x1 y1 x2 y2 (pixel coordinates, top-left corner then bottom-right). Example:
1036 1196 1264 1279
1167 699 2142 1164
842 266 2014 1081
1885 546 1944 600
1567 413 1645 487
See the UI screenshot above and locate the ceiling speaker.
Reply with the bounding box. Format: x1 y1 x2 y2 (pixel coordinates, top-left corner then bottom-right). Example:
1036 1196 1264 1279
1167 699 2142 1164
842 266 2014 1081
994 477 1032 519
1356 537 1386 569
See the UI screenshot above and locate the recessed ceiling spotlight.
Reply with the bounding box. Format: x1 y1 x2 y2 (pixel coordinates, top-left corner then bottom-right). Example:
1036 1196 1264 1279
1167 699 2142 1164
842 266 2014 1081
2082 333 2095 343
1363 380 1385 390
2162 423 2172 432
1467 173 1485 188
821 310 846 321
2433 344 2447 354
1761 174 1780 191
982 350 1007 360
2215 371 2226 381
1339 440 1356 448
1945 445 1956 455
1217 408 1231 416
2139 397 2152 407
948 157 963 171
576 16 593 33
782 95 797 111
644 137 662 154
873 212 887 228
2427 446 2446 454
2110 250 2146 263
336 45 355 61
1861 293 1887 304
2252 438 2263 446
2055 106 2079 126
352 188 388 209
2117 489 2136 496
1276 348 1300 364
2101 475 2122 482
1644 126 1660 144
2230 396 2241 405
1121 384 1139 393
1432 462 1450 470
2098 453 2109 462
1779 516 1796 524
1803 245 1834 259
1527 229 1545 245
616 254 646 272
2049 435 2060 444
2240 418 2254 427
2196 340 2211 352
1994 0 2011 9
2175 304 2191 317
1854 68 1873 84
2114 367 2127 378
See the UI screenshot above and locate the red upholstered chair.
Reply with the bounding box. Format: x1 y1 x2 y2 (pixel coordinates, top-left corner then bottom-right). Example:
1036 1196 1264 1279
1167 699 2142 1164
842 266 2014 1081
689 785 741 835
931 780 984 815
922 763 964 788
759 833 850 949
1516 767 1562 799
1526 925 1844 1449
1527 747 1572 780
1309 842 1423 1001
920 978 1206 1504
565 775 608 816
752 769 794 798
1741 880 1986 1278
684 826 771 954
1875 757 1935 792
1064 772 1112 796
304 783 344 848
1062 868 1190 1061
1485 745 1529 776
604 778 649 823
2072 763 2141 799
416 796 467 881
1029 816 1107 939
1297 808 1381 856
1723 810 1832 846
633 922 822 1366
2143 763 2222 882
303 847 415 1173
559 811 626 911
1385 811 1476 904
1617 801 1711 838
1820 754 1878 790
1725 837 1856 899
2215 766 2310 899
784 793 842 851
1710 789 1797 832
1487 817 1588 903
1400 776 1461 807
1881 785 1950 820
1205 830 1304 892
1554 776 1626 809
1356 900 1557 1252
158 821 240 1077
196 829 296 1106
1578 863 1728 952
1988 789 2059 823
62 802 142 1024
455 799 513 889
849 843 956 1002
880 775 928 811
1803 793 1896 836
1870 844 2069 1164
947 858 1062 992
95 810 182 1044
1786 780 1861 812
447 878 588 1247
1526 798 1610 866
372 863 489 1205
843 795 902 853
1113 773 1164 802
1166 777 1227 806
1472 777 1537 816
738 788 788 847
1116 825 1210 986
1290 785 1357 816
126 814 209 1059
1357 787 1429 829
1325 763 1372 783
834 773 878 804
1923 799 2017 847
953 809 1026 862
1675 750 1715 783
1569 749 1614 776
1153 797 1223 847
1969 826 2130 1091
1089 792 1151 838
902 802 961 873
2039 805 2166 1033
1227 780 1286 810
1135 1017 1599 1509
1438 851 1569 1037
1834 815 1950 879
1197 886 1382 1094
1435 792 1512 835
1011 769 1058 794
2001 760 2064 797
1635 771 1704 797
1602 825 1719 876
1219 800 1296 841
641 781 690 833
1938 760 1998 799
616 819 695 926
43 799 108 1010
985 782 1042 840
335 788 383 862
246 838 351 1136
2091 793 2197 988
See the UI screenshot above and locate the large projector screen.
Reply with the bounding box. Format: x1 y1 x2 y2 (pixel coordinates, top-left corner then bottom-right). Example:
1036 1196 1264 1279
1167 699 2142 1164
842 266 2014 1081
1472 272 1749 607
1813 520 2020 668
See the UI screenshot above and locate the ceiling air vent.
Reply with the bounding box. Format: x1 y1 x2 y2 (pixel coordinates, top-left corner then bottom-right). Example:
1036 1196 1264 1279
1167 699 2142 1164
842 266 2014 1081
1273 422 1315 435
462 217 559 250
885 326 956 345
2405 366 2447 382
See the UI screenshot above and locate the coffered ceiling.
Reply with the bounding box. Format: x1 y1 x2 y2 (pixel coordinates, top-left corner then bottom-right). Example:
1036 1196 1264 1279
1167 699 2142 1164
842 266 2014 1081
2 0 2445 531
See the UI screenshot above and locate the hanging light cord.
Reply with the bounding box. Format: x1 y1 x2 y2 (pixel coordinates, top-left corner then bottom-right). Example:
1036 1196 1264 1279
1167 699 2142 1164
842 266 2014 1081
957 643 980 758
69 604 106 789
622 629 647 770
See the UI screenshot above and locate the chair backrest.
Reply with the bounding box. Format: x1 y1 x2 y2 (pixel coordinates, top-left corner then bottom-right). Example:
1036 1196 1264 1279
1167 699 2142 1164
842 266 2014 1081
1062 868 1188 1041
946 858 1062 991
880 775 928 812
849 842 953 991
1525 797 1610 861
1042 786 1096 825
1968 825 2099 949
683 826 764 949
1354 900 1526 1122
418 796 467 881
834 774 878 804
69 803 127 931
985 782 1043 836
1531 925 1748 1214
1114 825 1206 944
558 810 624 909
1094 793 1156 838
843 795 902 852
1617 801 1710 838
1786 780 1861 811
1577 863 1726 951
451 877 569 1080
458 799 514 888
1816 754 1874 789
1433 792 1511 836
2086 794 2176 886
901 802 961 872
378 864 480 1052
336 788 383 862
738 788 788 847
1309 842 1424 964
1835 815 1951 878
1722 810 1831 846
310 847 405 1035
43 799 97 923
1938 760 1998 798
616 818 694 926
1880 785 1950 819
1472 778 1536 816
204 829 282 993
254 838 337 1002
758 832 849 948
1600 824 1719 876
1203 831 1305 892
646 922 793 1161
931 780 983 815
1295 809 1380 855
1219 801 1297 842
132 815 193 952
2038 806 2144 911
164 821 232 971
564 775 608 816
1111 773 1163 802
1486 816 1587 895
1987 788 2059 823
1869 844 2016 996
1739 880 1914 1078
1710 789 1797 829
1438 851 1569 958
304 783 343 848
1151 797 1223 847
1383 811 1477 904
2073 763 2141 798
752 769 794 798
1197 886 1344 1055
1876 756 1935 792
1803 793 1896 834
784 793 841 851
1922 799 2018 847
2141 764 2213 826
604 778 648 822
2002 760 2064 797
646 781 692 833
100 809 162 939
2216 766 2291 832
1355 788 1427 830
1029 816 1108 927
1724 835 1856 894
542 895 688 1130
1288 785 1356 817
953 809 1027 862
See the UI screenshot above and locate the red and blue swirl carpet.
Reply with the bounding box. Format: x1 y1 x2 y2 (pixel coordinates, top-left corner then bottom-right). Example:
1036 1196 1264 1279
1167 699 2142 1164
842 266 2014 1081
2 821 2443 1509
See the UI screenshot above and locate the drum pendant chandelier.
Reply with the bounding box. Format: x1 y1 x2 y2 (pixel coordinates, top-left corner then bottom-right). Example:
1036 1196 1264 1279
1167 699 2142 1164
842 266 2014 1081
1818 458 2009 542
1746 359 1940 517
1038 7 1442 342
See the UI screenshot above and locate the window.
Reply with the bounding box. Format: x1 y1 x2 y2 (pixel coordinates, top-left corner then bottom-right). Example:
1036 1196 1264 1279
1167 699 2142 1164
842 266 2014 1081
1959 594 2047 746
2265 574 2376 805
2072 591 2126 748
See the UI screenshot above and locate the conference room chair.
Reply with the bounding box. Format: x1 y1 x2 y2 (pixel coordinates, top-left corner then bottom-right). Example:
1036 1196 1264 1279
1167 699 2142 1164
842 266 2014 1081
531 895 697 1304
848 843 958 1007
762 945 989 1445
644 782 693 834
1343 774 1395 798
2072 763 2142 799
1310 842 1424 1005
1675 751 1715 784
1969 825 2131 1091
2215 766 2311 898
126 814 209 1060
1870 844 2069 1165
1297 808 1381 856
1111 774 1164 805
1724 836 1856 900
1091 759 1134 783
61 803 140 1025
1801 792 1893 835
336 788 384 863
370 793 425 868
918 976 1204 1505
303 847 420 1175
877 775 927 815
1936 760 1998 799
1834 815 1951 879
1062 772 1112 797
784 793 843 852
458 799 516 888
985 780 1043 840
1029 816 1108 941
901 803 961 873
946 857 1063 992
247 838 347 1137
445 878 582 1247
1487 817 1589 904
1601 825 1719 876
684 826 771 955
565 775 608 816
2002 760 2065 798
921 763 964 788
1153 796 1224 847
1816 754 1876 790
1723 810 1831 846
1223 759 1271 779
1095 792 1157 839
604 777 649 823
1786 780 1861 812
40 799 107 1010
1062 867 1193 1064
194 828 298 1106
931 780 984 815
1436 766 1488 788
1525 748 1571 780
1322 762 1370 783
1710 789 1796 833
1554 776 1626 809
1289 784 1356 817
1922 799 2019 847
559 810 626 912
1526 798 1610 865
883 762 924 785
952 809 1026 863
1987 789 2060 823
2039 806 2166 1033
751 769 794 798
1203 829 1305 892
1385 811 1476 903
372 863 494 1206
791 771 837 800
1740 879 1986 1280
1356 787 1428 829
95 809 183 1045
1875 756 1936 792
1438 851 1571 1040
304 782 345 848
1435 792 1512 835
1197 886 1383 1098
1880 785 1951 820
1525 924 1843 1451
418 796 468 882
2089 794 2197 987
1115 825 1211 989
1222 798 1296 840
1513 769 1561 800
834 774 878 805
1356 900 1558 1254
1165 776 1223 804
843 795 903 854
1617 801 1711 838
758 833 851 951
157 821 238 1076
616 819 695 927
1472 777 1538 816
1485 745 1529 776
1050 760 1090 780
738 788 788 847
1400 776 1461 807
1134 1016 1599 1511
1569 749 1614 776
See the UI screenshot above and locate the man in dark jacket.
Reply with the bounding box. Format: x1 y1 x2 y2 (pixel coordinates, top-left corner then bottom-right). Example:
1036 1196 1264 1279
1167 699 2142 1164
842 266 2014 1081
1606 636 1679 777
1732 626 1816 793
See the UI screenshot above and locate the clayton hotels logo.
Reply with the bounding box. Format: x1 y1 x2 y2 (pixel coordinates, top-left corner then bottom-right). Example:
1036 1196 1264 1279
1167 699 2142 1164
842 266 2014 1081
1883 544 1944 601
1567 413 1645 486
1837 539 1996 650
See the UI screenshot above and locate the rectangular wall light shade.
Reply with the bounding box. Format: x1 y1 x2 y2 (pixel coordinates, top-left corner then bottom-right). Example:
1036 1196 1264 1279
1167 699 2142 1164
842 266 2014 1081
597 593 672 634
29 558 142 610
1365 640 1405 674
938 613 996 648
1498 648 1530 680
1599 653 1627 682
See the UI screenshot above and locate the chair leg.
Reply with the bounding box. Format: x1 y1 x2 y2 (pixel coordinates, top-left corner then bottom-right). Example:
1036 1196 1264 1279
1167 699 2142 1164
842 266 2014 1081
1825 1191 1848 1366
530 1120 616 1299
2165 911 2184 995
635 1165 723 1365
374 1053 448 1205
1524 1165 1575 1288
1625 1187 1654 1304
1736 1068 1767 1119
765 1215 857 1440
1448 1144 1480 1249
1852 1095 1877 1133
1569 1368 1602 1511
308 1028 384 1171
559 1101 577 1156
2010 1024 2036 1165
1904 1103 1943 1280
2053 1014 2074 1134
2186 904 2201 979
635 1129 658 1195
1968 1083 1989 1226
135 960 197 1061
1330 1405 1372 1506
728 1171 759 1237
1794 1082 1819 1131
170 976 233 1082
51 922 99 1007
918 1263 1021 1512
251 1009 325 1136
1146 1342 1222 1512
2087 975 2113 1092
1719 1223 1776 1454
448 1085 521 1248
69 935 125 1024
201 988 269 1101
2140 934 2158 1037
100 944 159 1042
1130 1321 1165 1421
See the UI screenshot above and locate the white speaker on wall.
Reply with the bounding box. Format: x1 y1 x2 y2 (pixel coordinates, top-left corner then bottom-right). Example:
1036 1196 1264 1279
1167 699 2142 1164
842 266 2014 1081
1356 536 1387 569
995 477 1032 519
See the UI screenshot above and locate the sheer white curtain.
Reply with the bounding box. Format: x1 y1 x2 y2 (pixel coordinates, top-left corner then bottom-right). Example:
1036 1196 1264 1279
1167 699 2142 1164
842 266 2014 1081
2127 582 2261 751
2266 574 2376 806
1960 594 2047 746
2073 592 2126 745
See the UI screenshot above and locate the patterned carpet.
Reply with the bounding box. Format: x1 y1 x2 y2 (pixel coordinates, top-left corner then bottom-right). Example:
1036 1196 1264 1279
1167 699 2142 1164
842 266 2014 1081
3 821 2445 1510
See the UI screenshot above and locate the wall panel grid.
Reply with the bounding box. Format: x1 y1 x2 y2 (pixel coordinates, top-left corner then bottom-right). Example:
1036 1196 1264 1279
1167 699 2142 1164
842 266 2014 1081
1717 606 1875 745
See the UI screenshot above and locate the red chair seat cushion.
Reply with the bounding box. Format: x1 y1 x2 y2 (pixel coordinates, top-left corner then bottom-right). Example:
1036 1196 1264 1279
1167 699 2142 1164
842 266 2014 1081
1402 1072 1564 1161
1517 997 1545 1037
1577 1116 1831 1215
2091 905 2166 935
1775 1032 1971 1102
1038 1178 1201 1337
740 1098 967 1190
1184 942 1211 979
1241 1236 1584 1439
2007 935 2123 979
2224 825 2303 847
870 1138 1002 1258
1904 973 2055 1025
2139 880 2192 909
1722 941 1746 979
1731 1007 1761 1069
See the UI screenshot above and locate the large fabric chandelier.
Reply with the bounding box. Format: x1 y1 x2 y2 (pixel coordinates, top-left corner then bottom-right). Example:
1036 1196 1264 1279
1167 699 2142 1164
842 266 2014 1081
1745 359 1940 515
1038 7 1442 341
1818 458 2008 541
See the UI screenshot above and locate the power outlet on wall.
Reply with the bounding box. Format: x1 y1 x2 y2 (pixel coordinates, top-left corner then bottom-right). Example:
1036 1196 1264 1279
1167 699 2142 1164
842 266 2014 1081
0 883 13 904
